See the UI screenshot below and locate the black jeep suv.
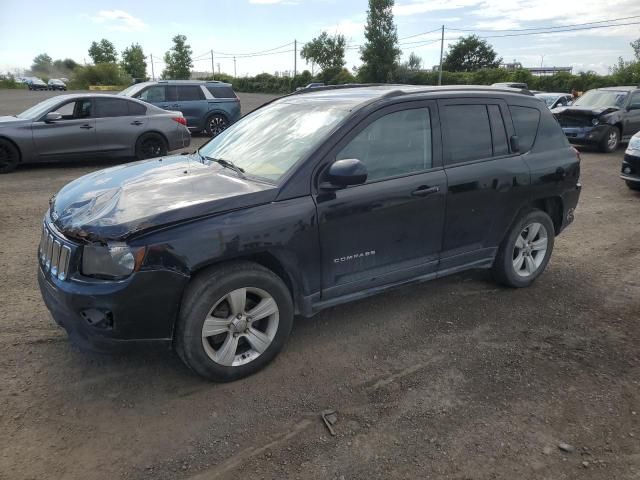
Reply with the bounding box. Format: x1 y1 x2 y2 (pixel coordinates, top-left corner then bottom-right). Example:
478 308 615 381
553 86 640 152
38 85 581 381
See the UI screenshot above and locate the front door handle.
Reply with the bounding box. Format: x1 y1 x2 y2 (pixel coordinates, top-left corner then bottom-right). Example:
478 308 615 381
130 120 143 126
79 124 93 129
412 185 440 197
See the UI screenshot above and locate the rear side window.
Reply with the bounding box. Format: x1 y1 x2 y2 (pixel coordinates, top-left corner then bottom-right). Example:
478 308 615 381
443 104 492 163
337 108 432 182
510 106 540 152
96 98 130 117
207 86 236 99
488 105 509 156
128 101 147 115
178 85 205 101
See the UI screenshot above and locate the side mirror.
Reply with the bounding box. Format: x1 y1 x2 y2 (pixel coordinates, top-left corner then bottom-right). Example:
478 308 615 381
322 158 367 189
44 112 62 122
510 135 520 153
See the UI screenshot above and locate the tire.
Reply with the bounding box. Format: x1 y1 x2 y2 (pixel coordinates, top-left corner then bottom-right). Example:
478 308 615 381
626 181 640 191
492 209 555 288
599 126 620 153
0 139 20 174
175 261 294 382
205 113 229 137
135 133 167 160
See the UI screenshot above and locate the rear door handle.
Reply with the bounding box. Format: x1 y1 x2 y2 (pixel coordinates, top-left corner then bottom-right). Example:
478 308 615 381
412 185 440 197
130 120 143 126
79 124 93 130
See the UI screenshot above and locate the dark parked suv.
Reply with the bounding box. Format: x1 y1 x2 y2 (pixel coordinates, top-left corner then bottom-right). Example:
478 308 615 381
553 86 640 152
119 80 241 136
38 85 581 381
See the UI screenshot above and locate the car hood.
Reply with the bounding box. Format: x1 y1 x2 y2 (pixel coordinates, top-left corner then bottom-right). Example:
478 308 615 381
49 154 278 242
0 116 29 126
551 105 619 116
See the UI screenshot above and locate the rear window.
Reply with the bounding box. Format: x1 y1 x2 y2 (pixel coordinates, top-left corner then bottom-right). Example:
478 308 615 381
206 86 236 99
178 85 205 101
96 98 130 117
128 101 147 115
510 106 540 152
443 104 492 164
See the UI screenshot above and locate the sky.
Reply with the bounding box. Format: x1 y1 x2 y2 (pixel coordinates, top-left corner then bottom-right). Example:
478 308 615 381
1 0 639 77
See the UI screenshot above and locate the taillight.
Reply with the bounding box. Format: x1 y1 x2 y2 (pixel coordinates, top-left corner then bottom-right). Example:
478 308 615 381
172 117 187 125
572 146 581 163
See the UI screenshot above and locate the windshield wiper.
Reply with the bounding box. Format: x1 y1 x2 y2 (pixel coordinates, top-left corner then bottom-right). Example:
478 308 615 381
205 155 246 178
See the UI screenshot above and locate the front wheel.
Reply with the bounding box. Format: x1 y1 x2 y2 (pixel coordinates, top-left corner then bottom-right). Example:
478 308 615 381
626 180 640 191
492 210 555 288
205 114 229 137
600 126 619 153
0 139 20 174
135 133 167 160
175 262 294 382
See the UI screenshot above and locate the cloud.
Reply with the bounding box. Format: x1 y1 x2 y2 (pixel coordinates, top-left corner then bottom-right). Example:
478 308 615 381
322 19 364 37
91 10 146 32
394 0 481 16
249 0 298 4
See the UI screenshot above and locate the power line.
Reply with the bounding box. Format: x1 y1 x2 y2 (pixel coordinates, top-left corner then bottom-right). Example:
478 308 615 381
447 14 640 33
467 20 640 39
399 27 442 41
212 41 294 57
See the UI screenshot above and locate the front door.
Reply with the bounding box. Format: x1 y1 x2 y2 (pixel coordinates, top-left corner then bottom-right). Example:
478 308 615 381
32 98 97 159
176 85 208 128
623 91 640 140
315 101 447 300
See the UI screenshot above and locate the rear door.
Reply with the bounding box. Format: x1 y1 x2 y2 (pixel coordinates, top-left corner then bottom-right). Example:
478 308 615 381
95 97 148 155
32 98 98 159
623 91 640 140
176 85 207 129
438 98 530 271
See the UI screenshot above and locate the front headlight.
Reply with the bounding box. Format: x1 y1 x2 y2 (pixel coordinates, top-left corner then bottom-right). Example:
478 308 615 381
628 136 640 151
82 243 144 279
591 118 600 126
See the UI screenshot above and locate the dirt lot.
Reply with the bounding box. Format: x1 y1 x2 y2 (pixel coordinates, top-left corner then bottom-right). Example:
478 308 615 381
1 89 639 480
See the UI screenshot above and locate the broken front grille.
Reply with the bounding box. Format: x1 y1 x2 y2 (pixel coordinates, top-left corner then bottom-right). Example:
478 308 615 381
39 222 73 281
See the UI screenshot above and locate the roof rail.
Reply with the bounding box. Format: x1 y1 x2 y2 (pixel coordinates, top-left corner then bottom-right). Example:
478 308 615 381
287 83 404 97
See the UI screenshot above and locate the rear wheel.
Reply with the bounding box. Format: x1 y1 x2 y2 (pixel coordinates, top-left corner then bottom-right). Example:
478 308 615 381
0 139 20 174
175 262 293 382
205 114 229 137
599 126 619 153
135 133 167 160
492 210 555 288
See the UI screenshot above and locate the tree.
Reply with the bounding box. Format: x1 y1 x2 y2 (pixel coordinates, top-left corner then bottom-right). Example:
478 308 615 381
407 52 422 71
162 35 193 80
442 35 502 72
359 0 401 82
301 32 346 78
88 39 118 64
631 38 640 61
31 54 53 74
53 58 78 72
121 43 147 79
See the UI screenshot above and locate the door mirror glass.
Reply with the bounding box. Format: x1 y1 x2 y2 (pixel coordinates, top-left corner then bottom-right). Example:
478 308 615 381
324 158 367 188
44 112 62 122
510 135 520 153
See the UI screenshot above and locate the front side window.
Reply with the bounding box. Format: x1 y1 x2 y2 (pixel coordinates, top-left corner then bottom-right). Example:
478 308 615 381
443 104 492 163
198 100 351 182
337 108 432 182
56 100 92 120
138 86 166 103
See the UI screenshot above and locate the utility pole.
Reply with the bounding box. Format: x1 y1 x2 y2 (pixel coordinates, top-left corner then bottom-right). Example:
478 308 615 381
540 55 544 68
233 56 237 78
438 25 444 86
150 54 155 81
217 63 221 75
294 39 297 77
211 50 215 80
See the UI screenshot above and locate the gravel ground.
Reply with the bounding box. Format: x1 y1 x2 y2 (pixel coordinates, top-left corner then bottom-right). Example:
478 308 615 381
0 89 639 480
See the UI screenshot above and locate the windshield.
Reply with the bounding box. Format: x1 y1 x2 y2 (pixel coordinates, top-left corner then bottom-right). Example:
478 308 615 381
536 94 560 107
198 100 352 182
118 83 147 97
16 97 62 119
573 90 627 108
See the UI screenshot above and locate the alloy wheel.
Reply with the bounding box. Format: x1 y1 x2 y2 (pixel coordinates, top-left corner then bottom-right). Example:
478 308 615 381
201 287 279 367
512 222 548 277
607 130 619 150
208 116 228 137
140 139 162 158
0 143 17 170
